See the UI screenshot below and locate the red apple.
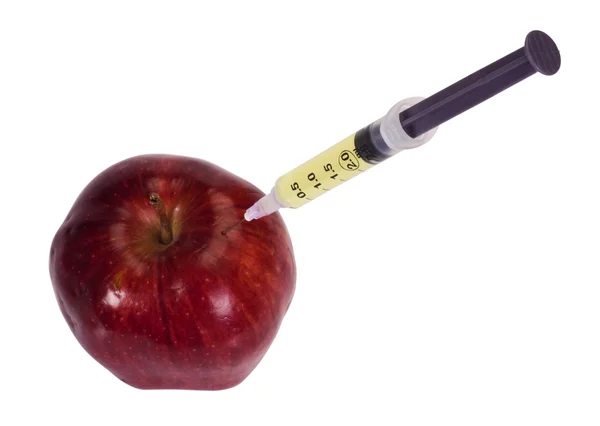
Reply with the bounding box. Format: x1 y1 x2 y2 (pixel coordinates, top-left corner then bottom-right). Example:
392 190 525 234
49 154 296 390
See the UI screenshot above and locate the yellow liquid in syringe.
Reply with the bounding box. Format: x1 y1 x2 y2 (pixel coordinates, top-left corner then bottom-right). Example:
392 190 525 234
273 133 374 209
244 97 437 221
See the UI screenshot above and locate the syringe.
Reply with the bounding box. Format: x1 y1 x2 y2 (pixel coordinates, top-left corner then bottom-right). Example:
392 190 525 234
244 30 561 222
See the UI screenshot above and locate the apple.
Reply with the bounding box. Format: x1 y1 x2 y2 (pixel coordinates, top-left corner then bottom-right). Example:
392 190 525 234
49 154 296 390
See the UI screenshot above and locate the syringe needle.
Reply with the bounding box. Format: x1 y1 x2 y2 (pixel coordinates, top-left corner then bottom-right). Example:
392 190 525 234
221 218 245 236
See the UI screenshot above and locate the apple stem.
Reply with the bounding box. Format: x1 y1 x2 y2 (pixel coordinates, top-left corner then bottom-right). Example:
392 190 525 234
149 193 173 245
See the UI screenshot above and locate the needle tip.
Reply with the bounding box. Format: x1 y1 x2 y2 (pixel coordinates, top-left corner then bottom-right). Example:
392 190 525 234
221 218 245 236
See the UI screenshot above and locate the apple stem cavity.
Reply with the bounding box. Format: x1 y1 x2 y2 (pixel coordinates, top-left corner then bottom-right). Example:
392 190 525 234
149 193 173 245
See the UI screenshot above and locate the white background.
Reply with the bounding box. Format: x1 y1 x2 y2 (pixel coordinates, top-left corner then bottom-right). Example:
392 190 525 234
1 1 598 425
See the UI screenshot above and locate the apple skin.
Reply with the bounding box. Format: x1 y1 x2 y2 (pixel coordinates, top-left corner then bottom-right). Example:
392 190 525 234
49 154 296 390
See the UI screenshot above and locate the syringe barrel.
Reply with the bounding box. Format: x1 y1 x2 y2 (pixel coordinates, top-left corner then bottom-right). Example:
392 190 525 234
244 97 437 221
